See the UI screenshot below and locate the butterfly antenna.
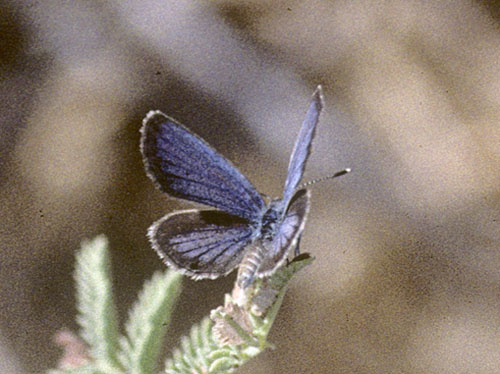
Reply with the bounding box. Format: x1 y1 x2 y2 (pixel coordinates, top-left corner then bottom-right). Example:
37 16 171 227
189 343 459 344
298 168 351 189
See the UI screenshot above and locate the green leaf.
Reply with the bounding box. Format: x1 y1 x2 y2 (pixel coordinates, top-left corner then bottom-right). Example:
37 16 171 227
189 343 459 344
118 270 182 374
74 235 121 372
165 318 226 374
208 356 239 372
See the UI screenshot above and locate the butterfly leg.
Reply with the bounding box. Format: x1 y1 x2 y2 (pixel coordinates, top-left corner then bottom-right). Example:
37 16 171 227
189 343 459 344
286 235 303 266
294 235 302 257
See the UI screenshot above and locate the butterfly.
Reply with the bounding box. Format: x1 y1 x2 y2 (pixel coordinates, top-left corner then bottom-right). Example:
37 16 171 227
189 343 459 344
140 86 348 288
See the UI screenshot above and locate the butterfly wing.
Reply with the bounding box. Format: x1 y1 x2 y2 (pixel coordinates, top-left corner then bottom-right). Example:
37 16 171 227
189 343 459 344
141 111 265 221
282 86 323 204
149 209 256 279
258 189 310 276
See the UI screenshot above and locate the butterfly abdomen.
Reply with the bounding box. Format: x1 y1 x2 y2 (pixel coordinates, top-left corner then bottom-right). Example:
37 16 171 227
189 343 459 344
237 243 266 288
236 201 286 288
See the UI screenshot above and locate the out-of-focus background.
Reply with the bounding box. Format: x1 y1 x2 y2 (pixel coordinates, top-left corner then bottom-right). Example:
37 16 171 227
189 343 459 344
1 1 499 373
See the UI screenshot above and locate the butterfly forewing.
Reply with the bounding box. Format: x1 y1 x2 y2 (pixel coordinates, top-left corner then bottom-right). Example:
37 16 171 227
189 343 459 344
149 209 255 279
141 111 265 221
282 86 323 204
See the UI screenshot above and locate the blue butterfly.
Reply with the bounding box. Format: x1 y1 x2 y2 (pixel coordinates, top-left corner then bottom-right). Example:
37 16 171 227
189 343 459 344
140 86 348 288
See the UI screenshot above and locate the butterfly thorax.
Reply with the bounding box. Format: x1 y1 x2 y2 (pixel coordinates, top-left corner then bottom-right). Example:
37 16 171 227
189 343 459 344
260 199 284 240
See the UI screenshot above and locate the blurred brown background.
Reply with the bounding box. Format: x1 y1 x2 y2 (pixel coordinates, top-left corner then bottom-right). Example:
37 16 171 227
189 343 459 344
1 1 499 373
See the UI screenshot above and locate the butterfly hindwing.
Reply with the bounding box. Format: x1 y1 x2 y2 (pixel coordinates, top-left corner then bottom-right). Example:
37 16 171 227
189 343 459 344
258 188 311 276
149 209 255 279
141 111 265 221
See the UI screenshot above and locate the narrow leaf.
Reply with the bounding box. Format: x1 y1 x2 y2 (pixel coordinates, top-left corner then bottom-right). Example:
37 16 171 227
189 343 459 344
74 235 121 371
119 270 182 374
165 318 226 374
